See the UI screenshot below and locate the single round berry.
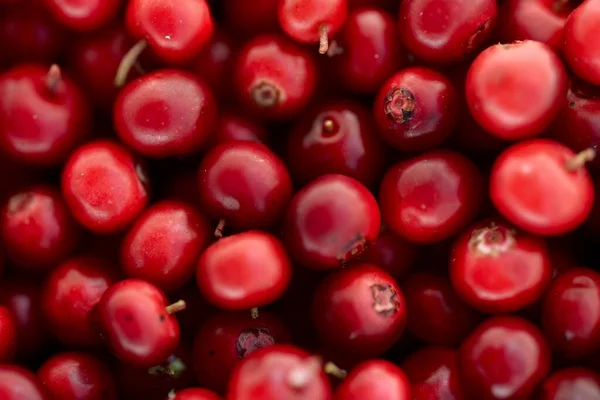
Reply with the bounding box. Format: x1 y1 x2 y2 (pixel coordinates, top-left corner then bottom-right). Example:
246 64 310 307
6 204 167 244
168 388 222 400
335 360 410 400
0 307 16 363
210 110 269 146
0 365 46 400
539 368 600 400
41 0 122 31
450 219 553 313
563 0 600 85
373 67 459 151
223 0 280 36
312 263 406 358
284 174 381 270
379 150 483 244
490 139 594 236
361 228 418 280
196 231 292 311
466 40 568 140
61 140 149 234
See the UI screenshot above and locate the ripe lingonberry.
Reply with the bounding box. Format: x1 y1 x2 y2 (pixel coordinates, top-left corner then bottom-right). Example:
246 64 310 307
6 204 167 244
361 228 418 280
539 368 600 400
210 111 269 147
334 360 411 400
41 0 122 32
0 365 46 400
563 0 600 85
168 388 222 400
0 307 16 362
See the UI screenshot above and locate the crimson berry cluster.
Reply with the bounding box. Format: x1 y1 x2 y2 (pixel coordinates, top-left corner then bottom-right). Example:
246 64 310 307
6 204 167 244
0 0 599 399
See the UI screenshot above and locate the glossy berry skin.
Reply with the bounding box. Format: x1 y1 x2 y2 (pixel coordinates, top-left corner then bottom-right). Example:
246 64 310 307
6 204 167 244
125 0 214 64
0 307 16 363
211 111 269 146
41 256 117 347
41 0 122 32
223 0 280 36
450 219 552 313
169 388 221 400
312 264 406 358
404 272 479 346
61 140 149 234
284 174 381 270
379 150 482 244
466 41 568 140
196 231 292 311
38 352 118 400
192 311 290 393
115 70 218 158
490 139 594 236
278 0 347 46
361 228 418 280
94 279 180 367
373 67 459 151
0 365 46 400
541 268 600 359
1 186 80 271
197 142 293 232
459 316 552 400
233 35 317 121
227 345 332 400
539 368 600 400
398 0 497 63
402 347 465 400
327 8 405 95
286 101 386 189
335 360 410 400
121 201 212 292
563 0 600 85
0 64 90 166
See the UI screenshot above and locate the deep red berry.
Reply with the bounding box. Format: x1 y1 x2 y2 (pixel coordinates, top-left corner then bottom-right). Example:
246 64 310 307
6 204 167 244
41 256 117 347
403 272 480 346
325 8 405 94
398 0 497 63
223 0 280 36
541 267 600 359
539 368 600 400
197 231 292 311
61 140 149 234
312 264 406 358
121 201 212 292
284 174 381 270
466 40 568 140
450 219 553 313
0 64 90 166
286 101 386 189
335 360 410 400
0 307 16 363
210 111 269 147
490 139 594 236
379 150 483 244
563 0 600 85
0 365 46 400
125 0 214 64
41 0 122 31
169 388 222 400
115 70 218 158
197 142 293 233
94 279 181 367
192 311 290 393
38 352 118 400
459 316 551 400
233 35 317 121
361 228 418 280
1 186 80 271
402 347 465 400
227 345 332 400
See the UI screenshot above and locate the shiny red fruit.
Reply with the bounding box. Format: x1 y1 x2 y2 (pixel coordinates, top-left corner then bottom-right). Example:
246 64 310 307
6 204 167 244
563 0 600 85
539 367 600 400
41 0 122 31
0 365 46 400
334 360 411 400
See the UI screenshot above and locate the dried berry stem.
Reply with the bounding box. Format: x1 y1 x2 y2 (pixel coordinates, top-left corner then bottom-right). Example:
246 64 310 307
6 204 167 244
114 40 147 87
165 300 186 315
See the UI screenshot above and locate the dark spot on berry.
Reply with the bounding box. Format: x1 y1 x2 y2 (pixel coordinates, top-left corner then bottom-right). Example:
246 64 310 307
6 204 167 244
384 87 415 124
370 283 400 317
159 314 166 322
569 101 576 108
209 349 215 356
236 327 275 359
465 19 491 51
337 233 367 265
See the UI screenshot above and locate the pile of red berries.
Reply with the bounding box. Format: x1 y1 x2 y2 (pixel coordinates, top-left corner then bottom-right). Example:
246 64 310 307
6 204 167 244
0 0 599 398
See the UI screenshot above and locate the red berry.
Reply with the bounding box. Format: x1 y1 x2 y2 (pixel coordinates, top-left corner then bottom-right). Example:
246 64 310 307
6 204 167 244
563 0 600 85
41 256 117 347
0 64 91 166
210 110 269 147
233 35 317 121
398 0 497 63
121 200 212 292
41 0 122 31
466 40 568 140
61 140 149 234
38 352 117 400
168 388 222 400
286 100 387 189
541 267 600 359
114 70 218 158
192 311 290 393
223 0 280 37
284 174 381 270
94 279 181 367
0 307 16 363
379 150 483 244
312 264 406 358
450 219 553 313
1 186 80 271
490 139 594 236
360 228 418 280
0 365 46 400
227 345 332 400
373 67 459 151
196 231 292 311
459 316 551 400
197 142 293 232
539 367 600 400
335 360 411 400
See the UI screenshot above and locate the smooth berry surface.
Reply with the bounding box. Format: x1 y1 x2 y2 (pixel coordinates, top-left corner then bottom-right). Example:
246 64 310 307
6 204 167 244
0 365 46 400
539 367 600 400
334 360 411 400
563 0 600 85
41 0 122 32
